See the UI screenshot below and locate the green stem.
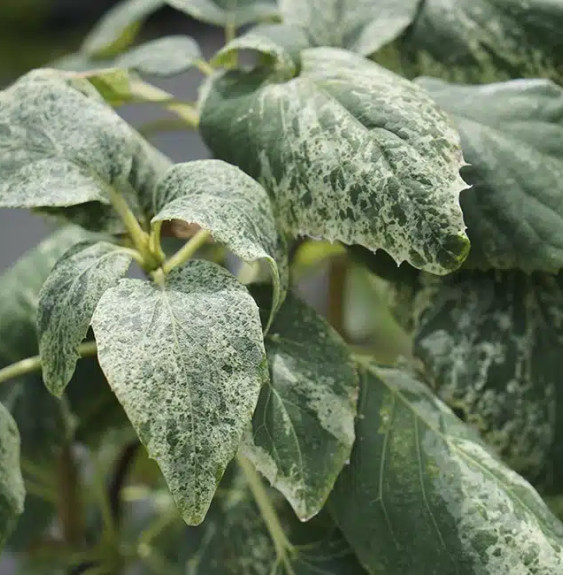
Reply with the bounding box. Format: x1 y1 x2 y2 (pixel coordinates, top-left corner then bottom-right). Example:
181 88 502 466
225 21 237 43
129 78 200 128
196 59 215 76
107 187 150 254
0 341 98 385
162 229 211 275
237 455 296 575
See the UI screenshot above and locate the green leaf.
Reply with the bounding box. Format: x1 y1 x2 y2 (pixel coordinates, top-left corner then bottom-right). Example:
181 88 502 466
418 77 563 272
115 35 202 77
0 70 140 210
0 229 94 466
329 361 563 574
404 0 563 84
413 270 563 481
243 292 358 520
0 227 95 364
212 24 310 79
200 47 470 275
0 402 25 549
280 0 420 56
82 0 166 58
193 478 366 575
91 260 268 525
37 241 133 398
164 0 278 27
153 160 288 324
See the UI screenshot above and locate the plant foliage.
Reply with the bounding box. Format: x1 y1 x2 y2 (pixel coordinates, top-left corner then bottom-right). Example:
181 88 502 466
0 0 562 572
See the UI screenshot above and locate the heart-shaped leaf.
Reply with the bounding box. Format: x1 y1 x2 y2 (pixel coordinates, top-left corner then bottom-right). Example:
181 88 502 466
92 260 268 524
200 47 469 274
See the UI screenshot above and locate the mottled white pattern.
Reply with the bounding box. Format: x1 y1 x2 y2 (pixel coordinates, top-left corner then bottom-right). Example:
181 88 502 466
116 35 202 77
406 0 563 84
244 293 358 520
330 362 563 574
415 270 563 479
37 241 132 398
92 260 268 525
201 48 470 274
0 403 25 548
153 160 288 323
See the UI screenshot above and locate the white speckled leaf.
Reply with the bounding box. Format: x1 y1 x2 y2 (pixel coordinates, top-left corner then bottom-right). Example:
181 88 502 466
329 361 563 575
280 0 420 56
0 229 92 470
243 293 358 520
212 24 310 80
164 0 278 27
404 0 563 84
116 36 202 77
418 77 563 272
0 403 25 549
0 227 96 364
91 260 268 525
200 47 470 274
0 69 168 230
37 242 133 398
82 0 166 58
0 70 132 208
153 160 288 324
414 270 563 481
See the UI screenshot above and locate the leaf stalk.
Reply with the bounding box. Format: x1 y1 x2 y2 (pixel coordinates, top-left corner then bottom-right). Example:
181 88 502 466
0 341 98 385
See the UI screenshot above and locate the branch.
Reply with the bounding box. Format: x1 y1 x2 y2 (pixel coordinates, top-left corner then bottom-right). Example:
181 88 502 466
0 341 98 385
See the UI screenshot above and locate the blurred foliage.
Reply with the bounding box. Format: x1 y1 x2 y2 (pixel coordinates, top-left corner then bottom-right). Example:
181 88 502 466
0 0 93 79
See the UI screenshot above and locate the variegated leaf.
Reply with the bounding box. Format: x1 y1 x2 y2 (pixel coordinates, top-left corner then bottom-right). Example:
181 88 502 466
38 242 133 398
243 293 358 520
418 77 563 272
414 270 563 482
153 160 288 324
200 47 469 274
329 361 563 574
404 0 563 84
280 0 420 56
0 403 25 549
91 260 268 525
164 0 278 27
0 69 169 228
82 0 166 58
